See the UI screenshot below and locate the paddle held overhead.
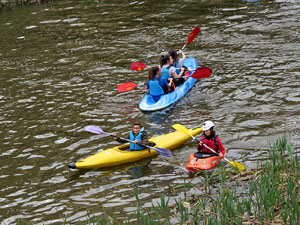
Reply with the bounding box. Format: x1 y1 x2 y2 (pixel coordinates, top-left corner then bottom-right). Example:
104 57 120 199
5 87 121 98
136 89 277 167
120 26 204 93
182 26 201 50
131 26 201 71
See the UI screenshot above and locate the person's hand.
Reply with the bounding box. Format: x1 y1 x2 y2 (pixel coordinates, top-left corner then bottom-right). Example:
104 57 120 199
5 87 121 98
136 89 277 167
113 134 118 140
133 140 138 144
219 153 224 158
199 141 203 146
178 50 183 54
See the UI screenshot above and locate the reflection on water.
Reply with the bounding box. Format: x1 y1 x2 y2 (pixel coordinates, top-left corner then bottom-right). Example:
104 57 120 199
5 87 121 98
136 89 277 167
128 161 152 179
0 0 300 223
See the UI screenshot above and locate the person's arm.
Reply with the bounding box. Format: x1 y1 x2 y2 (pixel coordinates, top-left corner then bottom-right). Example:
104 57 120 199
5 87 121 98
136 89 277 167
216 137 226 157
160 78 169 94
178 50 186 60
114 134 128 143
161 78 169 88
197 136 204 151
197 143 202 151
172 67 184 79
167 77 173 88
139 131 149 146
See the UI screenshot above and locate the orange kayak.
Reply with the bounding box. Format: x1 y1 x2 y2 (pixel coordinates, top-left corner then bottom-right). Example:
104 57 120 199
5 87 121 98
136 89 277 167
185 151 225 171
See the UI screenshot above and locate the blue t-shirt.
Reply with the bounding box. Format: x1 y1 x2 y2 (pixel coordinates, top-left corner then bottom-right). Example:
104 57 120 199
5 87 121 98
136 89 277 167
147 77 168 89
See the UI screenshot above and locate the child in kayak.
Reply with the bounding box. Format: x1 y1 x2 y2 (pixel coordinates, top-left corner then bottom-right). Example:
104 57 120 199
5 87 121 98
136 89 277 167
168 49 186 72
114 123 149 151
159 54 185 88
146 66 170 101
168 49 187 86
197 121 225 157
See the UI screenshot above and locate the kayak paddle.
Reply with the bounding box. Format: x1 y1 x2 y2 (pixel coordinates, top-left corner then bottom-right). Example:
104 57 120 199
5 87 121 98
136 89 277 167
182 26 201 50
172 124 246 171
129 62 146 71
130 26 200 72
131 61 211 74
117 82 138 93
130 62 147 71
85 125 172 158
184 67 212 79
119 66 212 93
118 67 211 93
126 27 202 93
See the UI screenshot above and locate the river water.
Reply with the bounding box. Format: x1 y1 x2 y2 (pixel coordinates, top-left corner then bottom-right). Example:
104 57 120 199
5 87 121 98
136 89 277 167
0 0 299 224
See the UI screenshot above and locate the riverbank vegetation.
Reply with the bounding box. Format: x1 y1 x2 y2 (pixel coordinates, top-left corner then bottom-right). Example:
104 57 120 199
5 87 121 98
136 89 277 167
18 137 300 224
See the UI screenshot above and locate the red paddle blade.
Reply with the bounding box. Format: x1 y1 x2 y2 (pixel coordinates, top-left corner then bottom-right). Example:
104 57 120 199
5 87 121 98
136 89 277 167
131 62 147 71
191 67 212 79
186 27 201 46
117 82 138 93
185 70 191 77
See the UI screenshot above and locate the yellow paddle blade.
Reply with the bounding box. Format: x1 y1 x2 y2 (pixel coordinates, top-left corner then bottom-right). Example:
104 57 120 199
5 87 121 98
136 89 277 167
228 160 247 171
172 124 193 138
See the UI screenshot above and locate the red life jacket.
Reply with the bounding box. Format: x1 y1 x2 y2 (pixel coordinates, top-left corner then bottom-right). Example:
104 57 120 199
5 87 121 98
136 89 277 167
197 135 220 154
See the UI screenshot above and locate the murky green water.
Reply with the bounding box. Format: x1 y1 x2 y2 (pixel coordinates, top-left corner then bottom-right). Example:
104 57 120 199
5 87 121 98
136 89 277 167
0 0 299 223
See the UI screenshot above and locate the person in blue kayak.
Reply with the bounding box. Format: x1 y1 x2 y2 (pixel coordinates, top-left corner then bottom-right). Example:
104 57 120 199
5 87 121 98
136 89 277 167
146 66 170 101
197 121 225 157
114 123 149 151
159 54 185 88
168 49 186 72
169 49 187 86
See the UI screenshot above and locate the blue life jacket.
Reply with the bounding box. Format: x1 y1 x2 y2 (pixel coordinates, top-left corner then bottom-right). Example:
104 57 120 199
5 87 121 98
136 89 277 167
149 80 164 97
173 61 180 74
129 128 145 151
161 66 170 80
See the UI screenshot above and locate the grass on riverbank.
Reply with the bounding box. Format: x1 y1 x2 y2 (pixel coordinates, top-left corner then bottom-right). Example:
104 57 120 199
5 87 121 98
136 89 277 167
17 136 300 224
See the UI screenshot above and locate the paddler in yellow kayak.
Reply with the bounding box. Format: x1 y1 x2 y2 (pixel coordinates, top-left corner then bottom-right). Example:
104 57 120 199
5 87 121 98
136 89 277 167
114 123 149 151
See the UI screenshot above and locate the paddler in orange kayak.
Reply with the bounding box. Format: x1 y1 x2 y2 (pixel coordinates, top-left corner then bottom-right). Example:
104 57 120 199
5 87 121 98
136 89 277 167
197 121 225 157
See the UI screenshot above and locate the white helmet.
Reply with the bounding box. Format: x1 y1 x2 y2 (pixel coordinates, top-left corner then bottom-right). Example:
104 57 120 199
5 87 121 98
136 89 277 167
202 121 214 131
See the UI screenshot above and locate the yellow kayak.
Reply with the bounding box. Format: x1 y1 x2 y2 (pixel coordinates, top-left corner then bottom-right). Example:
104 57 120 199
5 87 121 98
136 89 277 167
68 126 202 169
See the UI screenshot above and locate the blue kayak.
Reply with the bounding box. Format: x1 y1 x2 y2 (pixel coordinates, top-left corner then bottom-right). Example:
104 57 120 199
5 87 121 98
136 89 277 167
139 57 198 112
